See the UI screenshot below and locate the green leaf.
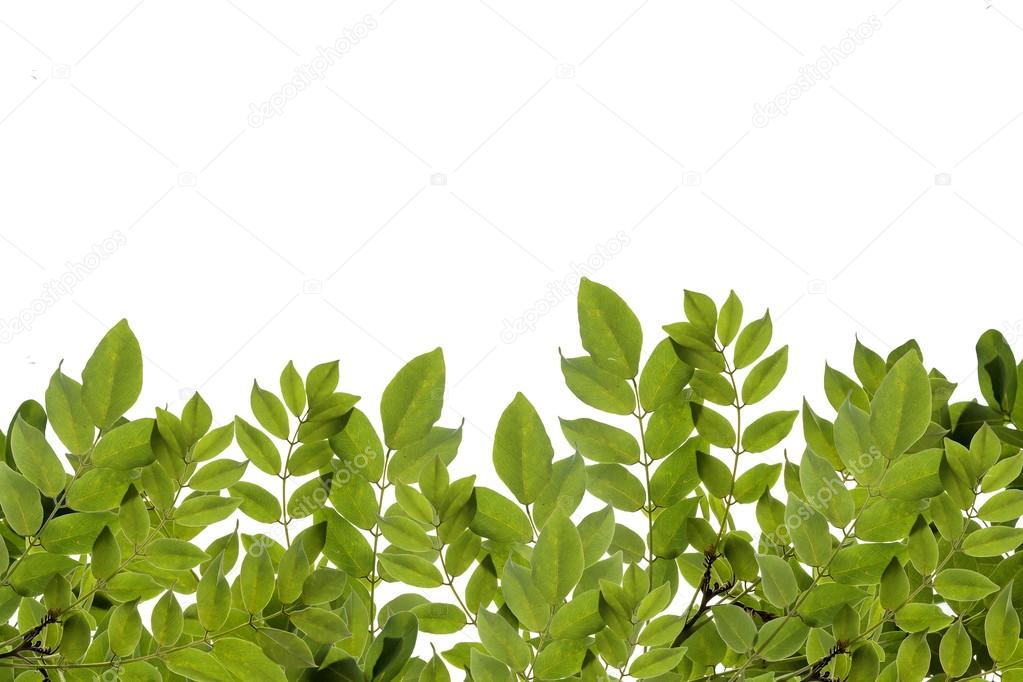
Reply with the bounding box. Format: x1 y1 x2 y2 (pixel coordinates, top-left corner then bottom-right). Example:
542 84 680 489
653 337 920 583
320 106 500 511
692 404 735 449
533 640 588 680
381 348 445 449
586 463 645 511
651 498 699 559
718 290 743 346
639 338 694 412
939 621 972 677
741 411 797 454
756 618 807 661
560 352 636 414
410 602 466 634
644 395 694 458
379 553 443 588
733 310 772 369
196 554 231 631
379 515 433 552
559 417 639 464
649 441 700 507
853 337 887 394
697 450 732 498
45 368 95 455
145 538 209 570
493 393 554 504
879 558 909 610
833 400 884 486
869 353 931 459
878 448 943 500
963 526 1023 557
212 639 287 682
290 607 349 643
896 632 930 682
190 458 248 492
0 462 42 536
799 449 854 527
855 498 923 541
192 422 235 462
757 554 797 608
785 496 831 566
230 481 282 523
824 364 870 412
151 590 183 646
257 627 316 669
240 543 275 613
469 650 513 682
81 319 143 429
174 495 241 526
477 610 531 672
501 560 550 631
91 525 120 579
741 346 788 405
10 418 65 498
577 277 642 379
108 600 142 657
234 417 281 475
66 467 130 511
550 590 603 638
713 604 757 653
305 360 339 408
829 543 902 585
978 488 1023 522
91 418 156 470
324 509 374 577
933 568 998 601
470 487 532 543
279 361 306 417
532 511 584 604
629 646 688 678
251 380 290 440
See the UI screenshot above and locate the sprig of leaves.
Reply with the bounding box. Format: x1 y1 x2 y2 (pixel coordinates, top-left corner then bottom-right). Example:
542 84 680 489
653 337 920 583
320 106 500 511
1 284 1023 682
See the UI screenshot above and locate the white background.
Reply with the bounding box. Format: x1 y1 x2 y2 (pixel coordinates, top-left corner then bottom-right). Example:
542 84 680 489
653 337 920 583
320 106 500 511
2 0 1022 652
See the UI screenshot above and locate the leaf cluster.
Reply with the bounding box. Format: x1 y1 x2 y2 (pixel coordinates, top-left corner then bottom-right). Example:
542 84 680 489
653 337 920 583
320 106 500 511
1 283 1023 682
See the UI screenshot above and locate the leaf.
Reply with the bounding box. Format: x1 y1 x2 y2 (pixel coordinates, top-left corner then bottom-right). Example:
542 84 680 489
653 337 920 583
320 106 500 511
586 463 645 511
560 353 636 415
324 510 374 577
939 621 972 677
757 554 797 608
174 495 241 526
829 543 902 585
897 632 930 682
410 602 466 634
192 422 235 462
718 290 743 346
833 400 884 486
0 462 42 536
91 525 120 579
823 364 870 412
145 538 209 570
799 449 854 527
290 607 349 643
381 348 445 449
81 319 143 429
45 368 95 455
784 496 831 566
559 417 640 464
629 646 688 678
492 393 554 504
741 411 797 453
66 467 130 511
470 650 513 682
240 544 275 613
933 568 998 601
230 481 282 523
978 489 1023 522
733 311 772 369
532 511 584 604
533 640 588 680
550 590 603 638
379 553 443 588
742 346 788 405
878 448 943 500
713 604 757 653
756 618 807 661
477 609 531 671
639 338 694 412
649 441 700 507
963 526 1023 557
692 404 735 449
10 418 65 498
379 515 433 552
470 487 532 543
501 560 550 631
212 639 287 682
644 395 694 457
869 353 931 459
651 498 699 559
234 417 281 475
108 600 142 657
190 458 248 491
257 627 316 669
91 418 156 470
196 554 231 631
251 380 290 440
577 277 642 379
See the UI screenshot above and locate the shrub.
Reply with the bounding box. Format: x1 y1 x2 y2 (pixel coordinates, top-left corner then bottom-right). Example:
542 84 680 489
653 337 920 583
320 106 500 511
0 279 1020 681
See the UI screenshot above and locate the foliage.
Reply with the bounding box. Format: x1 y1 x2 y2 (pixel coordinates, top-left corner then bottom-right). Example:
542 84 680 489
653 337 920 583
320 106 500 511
1 280 1022 681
